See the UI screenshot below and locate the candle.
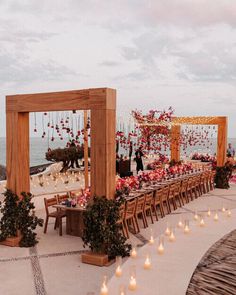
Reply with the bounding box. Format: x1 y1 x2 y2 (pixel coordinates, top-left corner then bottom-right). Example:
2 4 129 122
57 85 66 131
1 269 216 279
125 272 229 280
199 218 205 227
144 254 151 270
194 212 199 221
222 206 226 213
214 212 219 221
169 230 176 242
129 276 137 291
157 242 164 255
184 221 190 234
100 276 108 295
207 209 211 217
165 225 171 236
227 210 232 217
119 285 126 295
149 236 155 245
177 220 183 228
131 247 137 258
115 265 122 277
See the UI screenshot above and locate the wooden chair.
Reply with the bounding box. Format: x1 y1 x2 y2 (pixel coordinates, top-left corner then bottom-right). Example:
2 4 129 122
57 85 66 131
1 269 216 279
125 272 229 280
180 178 189 203
124 198 138 238
117 203 128 238
134 195 147 232
152 189 162 220
186 177 194 201
160 186 171 216
209 171 216 190
169 181 182 209
44 197 66 236
144 191 154 227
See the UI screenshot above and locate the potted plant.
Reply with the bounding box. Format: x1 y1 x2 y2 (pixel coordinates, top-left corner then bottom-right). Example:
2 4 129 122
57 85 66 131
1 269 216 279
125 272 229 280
82 196 131 266
0 189 43 247
215 163 233 189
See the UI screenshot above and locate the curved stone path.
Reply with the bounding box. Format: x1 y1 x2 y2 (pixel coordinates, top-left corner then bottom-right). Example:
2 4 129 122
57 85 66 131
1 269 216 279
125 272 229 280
187 230 236 295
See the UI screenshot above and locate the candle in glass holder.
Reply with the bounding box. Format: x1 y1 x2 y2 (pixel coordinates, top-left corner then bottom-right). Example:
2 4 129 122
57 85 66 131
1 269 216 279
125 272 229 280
165 224 171 236
213 212 219 221
222 205 226 213
199 218 205 227
115 256 122 277
227 209 232 217
169 229 176 242
144 254 151 270
128 267 137 291
131 247 137 259
119 285 126 295
157 237 164 255
207 208 211 217
177 219 183 228
184 221 190 234
194 212 199 221
100 276 108 295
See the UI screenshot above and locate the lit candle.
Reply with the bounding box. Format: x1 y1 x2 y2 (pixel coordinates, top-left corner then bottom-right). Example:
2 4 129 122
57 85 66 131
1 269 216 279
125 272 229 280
115 265 122 277
222 206 226 213
169 230 176 242
129 276 137 291
157 242 164 255
214 212 219 221
207 208 211 217
199 218 205 227
184 222 190 234
144 254 151 270
227 210 232 217
177 220 183 228
165 225 171 236
119 285 126 295
149 235 155 245
194 212 199 221
131 247 137 258
100 276 108 295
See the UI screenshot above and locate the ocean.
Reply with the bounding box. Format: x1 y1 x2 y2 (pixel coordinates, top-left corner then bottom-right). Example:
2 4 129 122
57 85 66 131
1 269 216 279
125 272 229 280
0 137 236 167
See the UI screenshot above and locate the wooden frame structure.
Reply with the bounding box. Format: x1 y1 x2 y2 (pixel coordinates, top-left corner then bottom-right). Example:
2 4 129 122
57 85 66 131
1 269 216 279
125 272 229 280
171 116 228 166
6 88 116 199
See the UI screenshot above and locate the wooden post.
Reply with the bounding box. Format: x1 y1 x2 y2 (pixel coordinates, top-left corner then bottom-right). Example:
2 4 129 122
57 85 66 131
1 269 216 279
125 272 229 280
217 117 227 166
6 111 30 197
83 110 89 188
90 89 116 199
170 125 181 162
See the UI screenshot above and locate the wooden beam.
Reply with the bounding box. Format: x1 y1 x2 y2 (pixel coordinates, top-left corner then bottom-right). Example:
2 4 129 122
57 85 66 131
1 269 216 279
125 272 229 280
6 88 116 112
172 116 226 125
217 117 227 166
83 110 89 188
6 112 30 197
170 125 181 162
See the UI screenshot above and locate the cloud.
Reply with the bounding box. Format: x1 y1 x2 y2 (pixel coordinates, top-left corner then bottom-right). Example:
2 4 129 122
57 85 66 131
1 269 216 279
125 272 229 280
100 61 121 67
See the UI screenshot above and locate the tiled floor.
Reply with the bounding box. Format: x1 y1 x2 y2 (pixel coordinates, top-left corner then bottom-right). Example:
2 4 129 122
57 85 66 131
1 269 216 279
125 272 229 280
0 184 235 295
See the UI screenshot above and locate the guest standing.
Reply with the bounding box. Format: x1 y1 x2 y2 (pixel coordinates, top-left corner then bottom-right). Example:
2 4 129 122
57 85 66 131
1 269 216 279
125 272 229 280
135 146 144 174
227 143 235 158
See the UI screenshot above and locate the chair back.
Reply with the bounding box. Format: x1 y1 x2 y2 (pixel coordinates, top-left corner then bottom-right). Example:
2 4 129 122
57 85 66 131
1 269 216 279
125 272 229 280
44 197 57 216
117 204 126 224
125 199 137 219
135 195 146 214
145 191 154 208
153 188 162 204
161 186 169 201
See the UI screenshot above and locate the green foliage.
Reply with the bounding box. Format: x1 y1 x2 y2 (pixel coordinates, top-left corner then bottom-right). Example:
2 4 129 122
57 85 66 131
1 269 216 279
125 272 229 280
215 163 233 189
0 190 43 247
82 196 131 259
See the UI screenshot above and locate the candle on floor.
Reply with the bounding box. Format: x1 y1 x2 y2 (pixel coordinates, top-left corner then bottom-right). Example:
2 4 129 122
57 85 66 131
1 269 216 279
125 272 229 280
199 218 205 227
227 210 232 217
115 256 122 277
194 211 199 221
222 205 226 213
157 237 164 255
144 254 151 270
119 285 126 295
128 267 137 291
213 212 219 221
169 229 176 242
100 276 108 295
149 229 155 245
184 221 190 234
165 224 171 236
131 247 137 259
207 208 211 217
177 219 183 228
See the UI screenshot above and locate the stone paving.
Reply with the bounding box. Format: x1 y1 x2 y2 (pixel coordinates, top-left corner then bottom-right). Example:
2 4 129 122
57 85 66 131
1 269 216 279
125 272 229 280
0 184 235 295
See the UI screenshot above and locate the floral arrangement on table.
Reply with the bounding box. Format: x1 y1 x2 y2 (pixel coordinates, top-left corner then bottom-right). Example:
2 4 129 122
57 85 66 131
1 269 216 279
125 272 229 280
115 176 139 197
191 153 216 163
167 163 193 176
146 154 169 170
72 188 91 206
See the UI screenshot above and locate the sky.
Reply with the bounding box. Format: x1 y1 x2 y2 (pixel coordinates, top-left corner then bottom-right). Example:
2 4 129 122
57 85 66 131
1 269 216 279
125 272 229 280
0 0 235 137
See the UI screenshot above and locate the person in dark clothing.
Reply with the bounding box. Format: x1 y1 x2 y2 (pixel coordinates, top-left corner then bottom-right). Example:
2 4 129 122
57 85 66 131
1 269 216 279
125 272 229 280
135 146 144 174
